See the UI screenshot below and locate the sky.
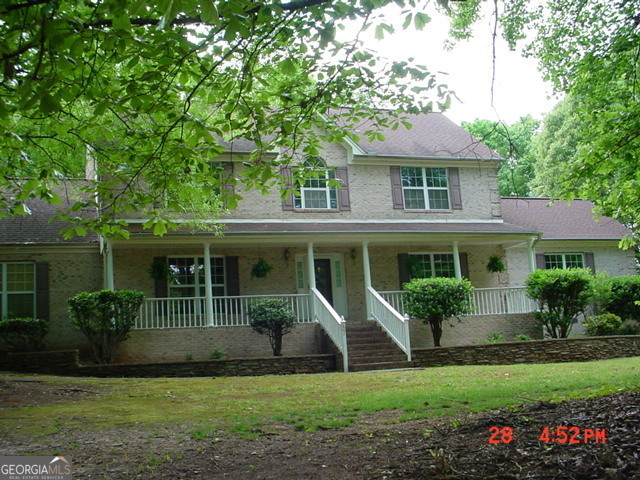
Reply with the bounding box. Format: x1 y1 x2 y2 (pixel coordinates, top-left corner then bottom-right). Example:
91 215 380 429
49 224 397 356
346 4 561 125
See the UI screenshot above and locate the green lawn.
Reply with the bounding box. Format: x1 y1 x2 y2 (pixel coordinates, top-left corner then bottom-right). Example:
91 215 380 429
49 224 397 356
2 357 639 438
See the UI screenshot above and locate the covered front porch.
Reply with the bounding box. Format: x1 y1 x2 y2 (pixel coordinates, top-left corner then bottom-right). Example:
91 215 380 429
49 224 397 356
105 224 540 369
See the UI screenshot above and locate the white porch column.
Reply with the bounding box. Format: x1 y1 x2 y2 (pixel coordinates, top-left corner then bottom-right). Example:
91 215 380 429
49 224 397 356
307 242 316 290
362 242 372 320
452 241 462 279
103 238 115 290
528 237 537 272
203 243 215 327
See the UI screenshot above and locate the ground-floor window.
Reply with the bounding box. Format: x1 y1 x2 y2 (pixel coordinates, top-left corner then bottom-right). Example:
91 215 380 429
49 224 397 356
167 257 226 297
544 253 585 269
0 262 36 319
408 253 456 279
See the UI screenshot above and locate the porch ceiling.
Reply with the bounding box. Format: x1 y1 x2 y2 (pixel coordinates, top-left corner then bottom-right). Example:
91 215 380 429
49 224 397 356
113 221 538 248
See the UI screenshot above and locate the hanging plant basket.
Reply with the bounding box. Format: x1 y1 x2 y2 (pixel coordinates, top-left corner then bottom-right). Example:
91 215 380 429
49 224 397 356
486 255 506 273
251 259 273 278
149 259 170 280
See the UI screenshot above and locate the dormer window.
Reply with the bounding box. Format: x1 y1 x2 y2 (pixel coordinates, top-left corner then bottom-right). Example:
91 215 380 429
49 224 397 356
294 157 338 210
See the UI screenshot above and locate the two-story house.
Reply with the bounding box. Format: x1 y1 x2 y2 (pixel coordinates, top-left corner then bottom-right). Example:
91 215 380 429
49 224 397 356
1 111 635 371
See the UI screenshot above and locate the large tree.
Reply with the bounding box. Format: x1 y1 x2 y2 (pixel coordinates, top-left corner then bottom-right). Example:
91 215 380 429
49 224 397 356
462 115 540 197
448 0 640 245
1 0 451 237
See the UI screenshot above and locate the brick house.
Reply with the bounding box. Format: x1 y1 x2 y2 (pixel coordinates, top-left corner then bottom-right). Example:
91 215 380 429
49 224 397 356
1 112 636 370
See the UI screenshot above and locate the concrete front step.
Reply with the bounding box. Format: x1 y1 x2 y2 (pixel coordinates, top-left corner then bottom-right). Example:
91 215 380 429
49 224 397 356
345 321 411 372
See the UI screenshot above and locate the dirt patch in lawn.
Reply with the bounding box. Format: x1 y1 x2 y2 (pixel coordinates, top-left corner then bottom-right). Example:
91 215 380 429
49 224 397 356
0 377 638 479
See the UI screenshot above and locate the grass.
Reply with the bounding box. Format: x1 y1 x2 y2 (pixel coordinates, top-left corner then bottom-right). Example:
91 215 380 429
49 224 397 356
1 357 638 438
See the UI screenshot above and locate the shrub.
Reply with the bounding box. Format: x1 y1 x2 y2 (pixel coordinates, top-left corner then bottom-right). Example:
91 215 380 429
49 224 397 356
484 332 504 343
525 268 593 338
617 319 640 336
248 298 297 356
403 277 474 347
606 275 640 321
583 313 622 336
0 317 48 352
514 334 533 341
68 289 145 364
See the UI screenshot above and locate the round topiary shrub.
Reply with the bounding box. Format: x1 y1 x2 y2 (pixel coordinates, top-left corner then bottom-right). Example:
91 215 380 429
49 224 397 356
248 298 297 356
582 313 622 337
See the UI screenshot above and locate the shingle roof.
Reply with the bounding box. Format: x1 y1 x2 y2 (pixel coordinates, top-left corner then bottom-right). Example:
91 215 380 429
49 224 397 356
0 184 98 245
220 111 501 160
345 112 500 159
500 198 633 240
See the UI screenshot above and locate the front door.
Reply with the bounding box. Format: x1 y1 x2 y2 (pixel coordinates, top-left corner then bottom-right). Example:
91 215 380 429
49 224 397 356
296 254 348 319
314 259 334 305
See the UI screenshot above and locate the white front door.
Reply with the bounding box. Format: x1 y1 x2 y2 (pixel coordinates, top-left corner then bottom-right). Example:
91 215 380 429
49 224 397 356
295 253 348 319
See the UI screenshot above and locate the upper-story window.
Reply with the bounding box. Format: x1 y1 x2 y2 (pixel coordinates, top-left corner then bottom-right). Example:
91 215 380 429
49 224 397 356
294 157 338 210
544 253 584 269
401 167 450 210
1 262 36 319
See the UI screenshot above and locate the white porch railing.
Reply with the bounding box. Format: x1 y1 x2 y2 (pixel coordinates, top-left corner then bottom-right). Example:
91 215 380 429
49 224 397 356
379 286 536 318
137 293 313 330
367 287 411 361
311 287 349 372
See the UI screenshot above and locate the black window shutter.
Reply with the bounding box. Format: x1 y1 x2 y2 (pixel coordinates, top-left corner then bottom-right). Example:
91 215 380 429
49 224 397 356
35 262 49 321
281 166 294 211
584 252 595 272
390 166 404 209
536 254 546 270
397 254 410 288
226 256 240 296
335 167 351 210
153 256 168 298
448 167 462 209
459 252 469 279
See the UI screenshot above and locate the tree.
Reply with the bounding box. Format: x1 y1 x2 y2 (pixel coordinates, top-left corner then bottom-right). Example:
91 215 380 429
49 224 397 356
525 268 593 338
403 277 473 347
68 289 145 363
447 0 640 246
462 116 540 197
1 0 452 238
248 297 297 356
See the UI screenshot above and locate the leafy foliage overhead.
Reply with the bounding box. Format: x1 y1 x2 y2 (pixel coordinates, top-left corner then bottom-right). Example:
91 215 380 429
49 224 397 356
449 0 640 245
1 0 452 238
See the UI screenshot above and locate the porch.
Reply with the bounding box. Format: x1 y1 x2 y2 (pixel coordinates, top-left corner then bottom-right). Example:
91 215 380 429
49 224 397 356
107 227 541 370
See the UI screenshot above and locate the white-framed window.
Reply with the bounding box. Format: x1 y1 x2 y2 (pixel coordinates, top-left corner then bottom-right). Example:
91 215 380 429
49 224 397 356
544 253 585 269
408 253 456 279
0 262 36 319
167 257 226 297
294 157 338 210
401 167 450 210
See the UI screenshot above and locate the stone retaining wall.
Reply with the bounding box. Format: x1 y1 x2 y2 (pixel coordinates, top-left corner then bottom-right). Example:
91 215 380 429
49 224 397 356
0 350 335 377
412 335 640 367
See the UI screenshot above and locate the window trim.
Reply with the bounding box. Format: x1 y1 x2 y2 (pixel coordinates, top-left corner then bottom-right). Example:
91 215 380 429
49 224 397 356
543 253 585 269
401 167 451 211
1 262 36 319
166 255 227 298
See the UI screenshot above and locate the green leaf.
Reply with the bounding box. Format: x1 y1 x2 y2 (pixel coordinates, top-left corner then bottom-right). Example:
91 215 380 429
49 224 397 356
201 0 219 24
414 12 431 30
40 94 61 114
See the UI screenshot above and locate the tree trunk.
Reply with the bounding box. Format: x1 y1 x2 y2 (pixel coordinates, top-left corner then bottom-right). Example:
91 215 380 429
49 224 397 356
429 315 443 347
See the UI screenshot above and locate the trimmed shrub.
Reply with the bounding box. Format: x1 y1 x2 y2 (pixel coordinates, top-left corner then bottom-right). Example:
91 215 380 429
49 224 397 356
525 268 593 338
617 319 640 336
68 290 145 364
583 313 622 337
248 298 297 356
403 277 474 347
606 275 640 322
0 317 48 352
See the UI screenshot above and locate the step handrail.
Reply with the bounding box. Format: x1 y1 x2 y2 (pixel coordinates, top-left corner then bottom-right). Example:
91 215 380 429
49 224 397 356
366 286 411 362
